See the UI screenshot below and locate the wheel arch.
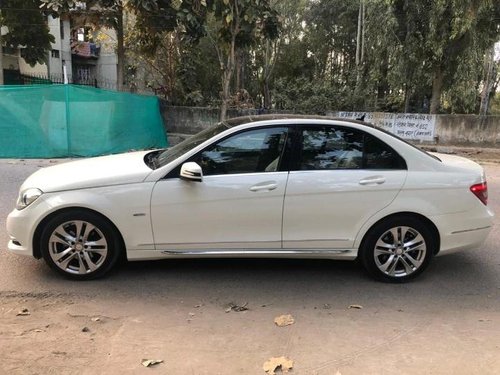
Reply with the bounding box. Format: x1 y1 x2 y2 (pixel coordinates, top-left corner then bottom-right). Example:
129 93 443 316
357 212 441 256
32 207 126 259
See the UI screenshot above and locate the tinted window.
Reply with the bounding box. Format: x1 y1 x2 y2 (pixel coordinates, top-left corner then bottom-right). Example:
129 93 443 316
299 127 363 170
193 127 288 176
364 133 406 169
295 126 405 170
156 122 230 168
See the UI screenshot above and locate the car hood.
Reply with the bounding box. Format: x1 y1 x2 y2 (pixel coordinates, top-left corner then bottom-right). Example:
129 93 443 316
21 151 153 193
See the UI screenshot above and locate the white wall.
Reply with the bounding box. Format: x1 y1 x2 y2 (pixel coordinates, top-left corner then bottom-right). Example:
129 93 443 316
60 19 73 78
95 27 117 85
47 15 63 76
19 60 48 76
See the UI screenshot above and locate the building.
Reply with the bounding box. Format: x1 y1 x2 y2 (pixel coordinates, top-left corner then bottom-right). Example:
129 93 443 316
1 15 117 89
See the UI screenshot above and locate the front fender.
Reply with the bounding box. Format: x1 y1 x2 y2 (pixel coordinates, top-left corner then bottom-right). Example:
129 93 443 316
34 183 156 253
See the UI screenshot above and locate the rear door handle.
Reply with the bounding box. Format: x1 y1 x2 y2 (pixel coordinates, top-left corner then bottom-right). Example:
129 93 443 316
250 182 278 192
359 176 386 185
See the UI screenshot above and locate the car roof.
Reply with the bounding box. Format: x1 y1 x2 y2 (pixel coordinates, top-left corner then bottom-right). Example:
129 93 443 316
221 114 374 129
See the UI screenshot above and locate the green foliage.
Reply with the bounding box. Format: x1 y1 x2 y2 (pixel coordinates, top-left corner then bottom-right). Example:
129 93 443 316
36 0 500 114
491 93 500 115
273 77 339 114
1 0 55 66
127 0 209 53
210 0 279 46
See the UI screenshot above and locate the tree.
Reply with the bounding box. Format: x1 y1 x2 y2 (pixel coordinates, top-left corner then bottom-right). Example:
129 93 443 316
125 0 209 98
0 0 55 84
255 0 306 109
206 0 279 120
392 0 500 113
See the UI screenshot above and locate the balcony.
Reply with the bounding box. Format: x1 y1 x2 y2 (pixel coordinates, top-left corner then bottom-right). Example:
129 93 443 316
71 41 100 59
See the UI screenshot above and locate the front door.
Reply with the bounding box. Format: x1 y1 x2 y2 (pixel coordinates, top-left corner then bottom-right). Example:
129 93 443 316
151 126 290 251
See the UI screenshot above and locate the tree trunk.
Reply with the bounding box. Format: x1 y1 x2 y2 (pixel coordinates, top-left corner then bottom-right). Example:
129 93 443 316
220 70 232 121
355 0 365 90
0 25 4 85
430 66 444 114
361 1 365 64
263 81 271 109
220 42 236 121
376 49 389 110
355 0 362 67
235 50 241 93
219 16 238 121
403 84 411 113
116 6 124 91
479 45 495 116
263 40 272 109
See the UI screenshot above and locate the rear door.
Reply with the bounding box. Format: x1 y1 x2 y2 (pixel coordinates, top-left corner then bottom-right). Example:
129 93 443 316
282 125 407 249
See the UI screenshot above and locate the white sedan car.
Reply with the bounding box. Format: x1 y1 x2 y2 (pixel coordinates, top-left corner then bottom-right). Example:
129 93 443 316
6 115 494 282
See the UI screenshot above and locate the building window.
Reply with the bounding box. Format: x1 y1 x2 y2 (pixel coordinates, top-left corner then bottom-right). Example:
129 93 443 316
51 50 60 58
60 21 65 40
2 46 17 55
77 28 85 42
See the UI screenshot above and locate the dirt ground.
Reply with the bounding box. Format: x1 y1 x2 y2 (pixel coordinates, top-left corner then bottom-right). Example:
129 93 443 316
0 156 499 375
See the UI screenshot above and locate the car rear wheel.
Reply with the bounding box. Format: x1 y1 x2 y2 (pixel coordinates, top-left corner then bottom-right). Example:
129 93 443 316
359 216 436 282
40 210 121 280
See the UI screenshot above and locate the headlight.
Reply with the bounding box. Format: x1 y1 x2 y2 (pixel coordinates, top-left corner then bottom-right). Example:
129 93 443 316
16 188 43 210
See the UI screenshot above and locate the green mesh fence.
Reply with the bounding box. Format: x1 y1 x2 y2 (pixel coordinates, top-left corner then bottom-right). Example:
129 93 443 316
0 85 168 158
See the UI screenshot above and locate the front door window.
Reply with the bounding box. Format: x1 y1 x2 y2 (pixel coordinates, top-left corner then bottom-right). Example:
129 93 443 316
192 127 289 175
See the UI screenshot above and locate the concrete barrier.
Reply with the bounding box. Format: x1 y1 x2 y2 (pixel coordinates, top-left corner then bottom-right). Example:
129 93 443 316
434 115 500 146
160 104 500 146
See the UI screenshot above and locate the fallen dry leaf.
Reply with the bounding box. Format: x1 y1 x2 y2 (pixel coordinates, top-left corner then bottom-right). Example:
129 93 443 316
141 359 163 367
81 327 90 332
225 302 249 313
263 356 294 374
274 314 295 327
16 308 30 316
348 304 363 310
91 317 101 322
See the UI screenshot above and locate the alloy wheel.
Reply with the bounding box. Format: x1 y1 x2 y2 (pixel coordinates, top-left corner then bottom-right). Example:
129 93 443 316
373 226 427 278
48 220 108 275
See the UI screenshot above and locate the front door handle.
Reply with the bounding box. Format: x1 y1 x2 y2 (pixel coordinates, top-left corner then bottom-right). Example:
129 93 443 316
359 176 386 185
250 182 278 192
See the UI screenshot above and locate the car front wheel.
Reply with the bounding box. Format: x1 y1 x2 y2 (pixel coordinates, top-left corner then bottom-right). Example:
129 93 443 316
40 210 121 280
359 216 436 282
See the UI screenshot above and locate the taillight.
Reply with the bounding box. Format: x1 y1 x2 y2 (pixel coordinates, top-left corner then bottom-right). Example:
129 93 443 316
470 182 488 205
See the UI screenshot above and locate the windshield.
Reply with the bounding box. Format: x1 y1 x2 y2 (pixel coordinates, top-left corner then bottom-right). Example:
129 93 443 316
155 122 230 168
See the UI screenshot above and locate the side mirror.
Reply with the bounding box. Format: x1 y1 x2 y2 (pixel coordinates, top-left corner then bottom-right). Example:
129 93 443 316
180 162 203 182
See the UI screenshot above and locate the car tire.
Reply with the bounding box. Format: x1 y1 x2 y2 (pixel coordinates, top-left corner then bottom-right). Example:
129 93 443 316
359 215 436 282
40 210 121 280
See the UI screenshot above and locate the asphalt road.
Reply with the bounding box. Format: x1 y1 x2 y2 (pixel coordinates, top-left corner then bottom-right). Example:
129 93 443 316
0 158 499 374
